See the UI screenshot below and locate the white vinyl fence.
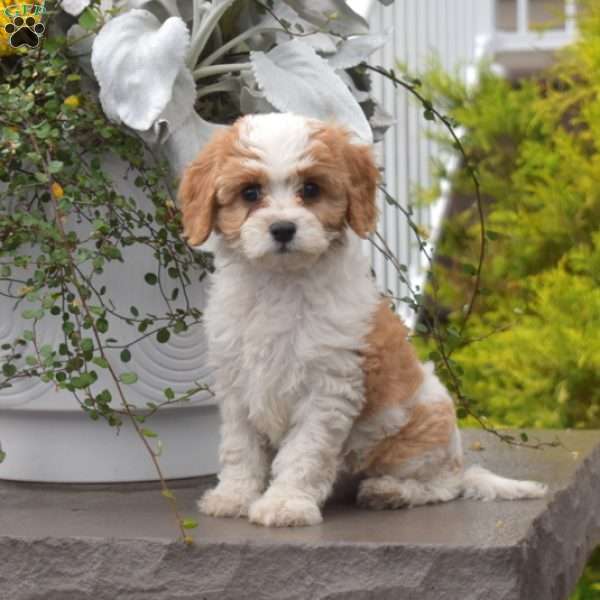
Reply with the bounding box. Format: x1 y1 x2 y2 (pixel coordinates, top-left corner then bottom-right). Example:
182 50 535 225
360 0 577 323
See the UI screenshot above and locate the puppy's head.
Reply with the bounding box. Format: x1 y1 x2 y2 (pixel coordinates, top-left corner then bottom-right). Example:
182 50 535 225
179 113 379 270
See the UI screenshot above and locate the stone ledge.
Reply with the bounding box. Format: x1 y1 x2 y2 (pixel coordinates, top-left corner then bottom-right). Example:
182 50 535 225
0 430 598 600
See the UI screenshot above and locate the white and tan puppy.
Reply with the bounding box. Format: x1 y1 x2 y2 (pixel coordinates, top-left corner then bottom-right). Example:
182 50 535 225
179 113 546 527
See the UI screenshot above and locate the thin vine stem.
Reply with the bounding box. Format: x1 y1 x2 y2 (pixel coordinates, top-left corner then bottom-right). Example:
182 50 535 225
24 126 194 543
366 64 486 335
367 65 560 450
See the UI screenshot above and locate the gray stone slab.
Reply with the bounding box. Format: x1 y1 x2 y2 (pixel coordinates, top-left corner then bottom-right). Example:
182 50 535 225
0 430 598 600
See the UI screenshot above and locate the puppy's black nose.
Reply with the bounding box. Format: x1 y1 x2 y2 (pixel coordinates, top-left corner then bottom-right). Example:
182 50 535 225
269 221 297 244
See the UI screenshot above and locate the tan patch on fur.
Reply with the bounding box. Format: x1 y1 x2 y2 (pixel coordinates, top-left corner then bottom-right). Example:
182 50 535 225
305 124 380 237
296 161 348 232
358 301 458 473
215 165 269 242
365 402 456 471
178 127 233 246
178 122 262 245
359 301 424 420
343 139 380 238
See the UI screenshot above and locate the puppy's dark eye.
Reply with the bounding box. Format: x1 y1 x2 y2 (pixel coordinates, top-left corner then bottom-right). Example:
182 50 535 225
302 182 320 200
241 185 261 203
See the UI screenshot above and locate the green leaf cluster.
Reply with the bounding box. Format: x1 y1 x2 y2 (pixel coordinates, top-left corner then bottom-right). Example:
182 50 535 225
0 29 211 426
419 4 600 595
420 0 600 432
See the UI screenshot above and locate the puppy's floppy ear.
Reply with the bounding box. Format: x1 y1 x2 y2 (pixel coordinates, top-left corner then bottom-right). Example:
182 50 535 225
343 142 380 238
178 130 228 246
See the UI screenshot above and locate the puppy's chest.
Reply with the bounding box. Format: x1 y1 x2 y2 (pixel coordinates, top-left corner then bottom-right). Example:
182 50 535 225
240 289 324 431
208 275 366 444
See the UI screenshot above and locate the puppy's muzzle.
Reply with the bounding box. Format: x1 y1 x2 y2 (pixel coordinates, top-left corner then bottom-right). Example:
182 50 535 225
269 221 297 245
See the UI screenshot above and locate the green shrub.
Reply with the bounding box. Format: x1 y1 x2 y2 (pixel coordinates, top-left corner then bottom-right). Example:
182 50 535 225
572 548 600 600
418 2 600 596
420 1 600 431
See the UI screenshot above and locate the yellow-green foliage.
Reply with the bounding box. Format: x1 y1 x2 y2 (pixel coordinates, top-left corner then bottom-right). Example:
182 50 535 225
420 7 600 595
420 0 600 431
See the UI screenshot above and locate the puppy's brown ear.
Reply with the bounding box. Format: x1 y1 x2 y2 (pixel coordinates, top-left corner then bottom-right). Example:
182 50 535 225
178 130 228 246
344 142 380 238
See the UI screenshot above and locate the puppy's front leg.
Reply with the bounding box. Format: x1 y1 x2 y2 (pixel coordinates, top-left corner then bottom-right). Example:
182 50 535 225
249 394 358 527
198 394 270 519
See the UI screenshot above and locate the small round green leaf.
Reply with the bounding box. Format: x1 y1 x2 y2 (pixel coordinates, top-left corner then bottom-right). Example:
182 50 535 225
182 518 198 529
120 372 138 385
96 318 109 333
2 363 17 377
156 329 170 344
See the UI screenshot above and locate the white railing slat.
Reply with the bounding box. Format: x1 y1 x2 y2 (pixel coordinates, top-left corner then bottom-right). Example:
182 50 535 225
517 0 529 34
363 0 575 323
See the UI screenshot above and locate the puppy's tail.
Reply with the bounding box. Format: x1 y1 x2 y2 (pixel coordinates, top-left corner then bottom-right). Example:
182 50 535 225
461 465 547 501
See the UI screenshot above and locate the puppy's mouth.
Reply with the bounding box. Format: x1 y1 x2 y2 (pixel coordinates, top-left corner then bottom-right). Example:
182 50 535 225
251 239 322 272
239 215 331 269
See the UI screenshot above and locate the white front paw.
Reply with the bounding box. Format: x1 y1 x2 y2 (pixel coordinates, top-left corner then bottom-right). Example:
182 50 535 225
197 484 261 519
248 493 322 527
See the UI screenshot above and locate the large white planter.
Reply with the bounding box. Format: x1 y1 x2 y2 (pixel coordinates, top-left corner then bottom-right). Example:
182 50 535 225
0 405 220 482
0 157 220 482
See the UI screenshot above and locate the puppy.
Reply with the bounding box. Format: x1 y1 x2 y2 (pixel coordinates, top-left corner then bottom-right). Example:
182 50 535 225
179 113 546 527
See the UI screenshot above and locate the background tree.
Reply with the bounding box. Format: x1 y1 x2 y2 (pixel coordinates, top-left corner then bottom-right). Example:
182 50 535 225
418 1 600 595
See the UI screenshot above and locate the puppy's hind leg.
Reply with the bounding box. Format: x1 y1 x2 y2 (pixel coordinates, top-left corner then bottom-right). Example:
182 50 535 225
357 470 463 510
357 461 547 509
355 396 465 510
355 364 546 511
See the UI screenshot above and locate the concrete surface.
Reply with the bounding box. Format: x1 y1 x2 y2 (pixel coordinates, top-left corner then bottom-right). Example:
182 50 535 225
0 430 598 600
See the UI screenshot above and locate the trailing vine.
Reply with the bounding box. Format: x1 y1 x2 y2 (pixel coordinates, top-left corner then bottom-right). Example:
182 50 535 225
366 64 560 450
0 17 210 540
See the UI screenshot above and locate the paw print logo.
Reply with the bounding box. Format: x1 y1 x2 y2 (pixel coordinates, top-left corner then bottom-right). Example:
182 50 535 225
4 15 45 49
